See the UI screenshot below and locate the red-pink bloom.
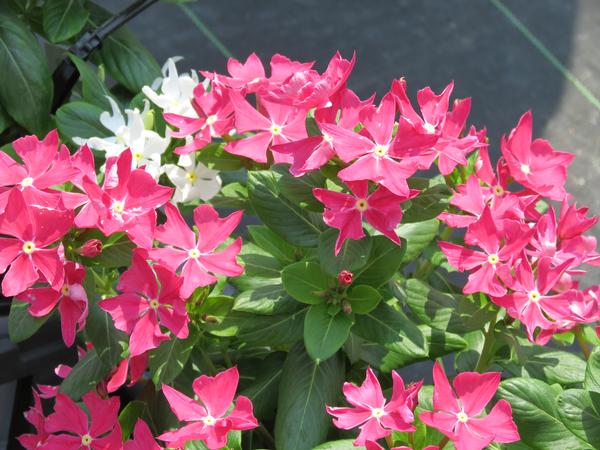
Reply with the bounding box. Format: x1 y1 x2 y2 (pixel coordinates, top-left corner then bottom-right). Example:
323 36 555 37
44 392 122 449
326 367 422 446
158 366 258 450
125 419 162 450
501 111 574 201
99 250 189 357
392 80 479 175
18 389 48 450
106 352 148 393
322 93 436 197
420 362 519 450
77 239 103 257
0 130 79 210
76 150 172 248
225 91 307 163
338 270 354 286
147 202 243 298
313 180 414 254
494 258 577 342
439 207 532 297
16 262 88 347
0 188 72 296
365 441 439 450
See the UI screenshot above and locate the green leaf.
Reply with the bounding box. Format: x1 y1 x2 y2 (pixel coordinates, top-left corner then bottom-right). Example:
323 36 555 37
196 143 245 171
43 0 88 42
60 348 110 400
353 302 429 368
304 304 354 361
149 334 199 387
239 353 285 420
238 242 282 279
313 440 363 450
274 165 326 211
95 26 161 93
420 325 467 358
282 261 332 304
275 345 345 450
248 170 323 247
403 178 452 223
82 232 135 268
319 229 372 276
56 101 106 143
0 102 12 134
248 225 298 265
404 279 495 333
498 378 593 449
353 236 405 287
396 219 439 263
346 285 381 314
8 299 50 343
585 348 600 393
118 400 146 441
557 389 600 447
68 54 111 109
85 295 127 368
0 11 52 134
233 284 298 315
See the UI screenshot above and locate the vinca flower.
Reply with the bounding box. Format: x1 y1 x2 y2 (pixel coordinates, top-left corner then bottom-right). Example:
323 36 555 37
143 57 199 116
163 153 222 203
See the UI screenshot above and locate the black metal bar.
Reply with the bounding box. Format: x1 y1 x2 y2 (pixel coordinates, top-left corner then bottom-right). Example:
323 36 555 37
7 376 33 449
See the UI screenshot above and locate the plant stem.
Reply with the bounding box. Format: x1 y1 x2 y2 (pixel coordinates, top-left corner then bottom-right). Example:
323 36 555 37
475 312 498 373
438 436 450 449
384 434 394 449
408 432 415 448
574 325 591 360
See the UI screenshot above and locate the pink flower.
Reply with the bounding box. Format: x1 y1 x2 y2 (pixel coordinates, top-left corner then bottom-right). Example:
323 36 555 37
338 270 354 286
0 129 79 210
501 111 574 201
16 262 88 347
225 91 307 163
322 93 436 197
44 392 122 449
158 367 258 450
326 367 422 446
18 389 48 450
420 362 519 450
438 207 532 297
99 250 189 357
125 419 162 450
313 180 414 254
147 202 243 298
494 257 577 342
76 150 172 248
106 352 148 393
0 188 72 296
77 239 103 257
365 441 439 450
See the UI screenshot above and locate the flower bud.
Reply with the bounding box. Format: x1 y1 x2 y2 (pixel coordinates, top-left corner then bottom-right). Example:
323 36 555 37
342 300 352 315
338 270 353 286
77 239 103 257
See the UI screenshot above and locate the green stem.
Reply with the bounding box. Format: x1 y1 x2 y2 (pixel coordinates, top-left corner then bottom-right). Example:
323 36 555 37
574 325 591 360
384 434 394 449
438 436 450 449
475 312 498 373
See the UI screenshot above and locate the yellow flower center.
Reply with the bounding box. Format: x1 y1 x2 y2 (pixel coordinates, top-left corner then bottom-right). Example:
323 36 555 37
270 124 282 136
456 411 469 423
487 254 499 265
206 114 218 126
373 144 388 157
81 434 93 446
371 407 385 419
22 241 36 254
185 171 197 183
21 176 34 187
520 164 531 175
322 133 333 144
355 198 369 212
492 185 505 196
202 415 216 426
111 201 125 215
149 299 160 309
61 285 71 296
528 290 541 303
188 248 201 259
423 122 436 134
133 151 143 161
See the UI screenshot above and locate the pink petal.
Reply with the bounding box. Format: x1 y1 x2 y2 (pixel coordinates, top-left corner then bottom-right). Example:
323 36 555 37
2 253 38 297
225 131 273 163
192 366 240 418
452 371 500 416
155 202 196 250
128 310 168 357
194 205 242 253
432 361 460 413
84 391 119 438
468 400 519 444
45 393 88 436
162 384 207 421
31 249 64 289
227 395 259 430
117 251 159 299
326 405 371 429
197 238 244 277
0 237 20 272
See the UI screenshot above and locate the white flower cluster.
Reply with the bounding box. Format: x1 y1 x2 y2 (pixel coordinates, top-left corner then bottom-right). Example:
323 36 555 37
74 57 221 203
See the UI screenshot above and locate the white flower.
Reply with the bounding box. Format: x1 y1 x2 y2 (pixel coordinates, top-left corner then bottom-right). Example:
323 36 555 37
142 57 199 117
74 97 170 180
164 153 221 203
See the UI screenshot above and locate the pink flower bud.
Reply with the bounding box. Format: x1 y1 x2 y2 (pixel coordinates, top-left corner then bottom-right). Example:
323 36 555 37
77 239 102 257
338 270 353 286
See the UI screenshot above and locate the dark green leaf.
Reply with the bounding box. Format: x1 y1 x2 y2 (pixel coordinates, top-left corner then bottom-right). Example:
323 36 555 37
233 284 298 315
238 242 282 279
274 165 326 211
420 325 467 358
275 345 345 450
346 285 381 314
68 53 111 109
304 304 353 361
56 101 106 143
197 143 245 171
557 389 600 447
149 334 199 387
60 348 110 400
397 219 439 263
313 441 363 450
0 11 52 134
585 348 600 393
8 299 50 343
118 400 146 441
248 225 298 265
85 295 128 368
0 102 12 134
43 0 88 42
282 261 332 304
319 229 372 276
353 236 405 287
403 180 452 223
248 171 323 247
239 353 285 420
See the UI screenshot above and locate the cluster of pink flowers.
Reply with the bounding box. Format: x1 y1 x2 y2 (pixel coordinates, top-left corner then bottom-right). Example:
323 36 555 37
327 365 519 450
438 111 600 343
